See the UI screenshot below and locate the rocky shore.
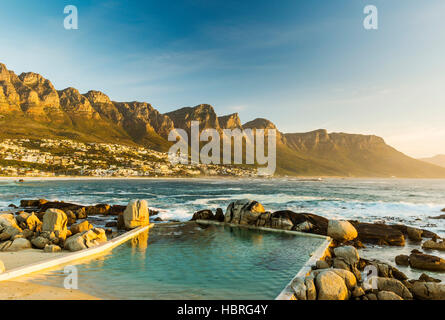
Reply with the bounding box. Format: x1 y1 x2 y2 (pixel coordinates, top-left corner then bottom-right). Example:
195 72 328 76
2 197 445 300
0 199 151 268
193 199 445 300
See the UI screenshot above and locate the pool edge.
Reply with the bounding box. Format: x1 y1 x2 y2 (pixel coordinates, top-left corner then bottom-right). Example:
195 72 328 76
0 223 154 282
194 219 333 300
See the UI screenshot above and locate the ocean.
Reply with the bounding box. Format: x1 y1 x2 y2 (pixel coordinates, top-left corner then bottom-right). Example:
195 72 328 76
1 178 445 235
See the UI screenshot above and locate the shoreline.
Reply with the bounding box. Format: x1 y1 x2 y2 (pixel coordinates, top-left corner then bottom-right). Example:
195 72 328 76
2 176 445 181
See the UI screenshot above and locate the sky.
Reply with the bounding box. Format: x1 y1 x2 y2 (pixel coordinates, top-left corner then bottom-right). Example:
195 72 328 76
0 0 444 158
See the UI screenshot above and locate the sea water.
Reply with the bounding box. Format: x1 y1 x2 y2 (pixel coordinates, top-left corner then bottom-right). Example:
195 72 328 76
2 178 445 296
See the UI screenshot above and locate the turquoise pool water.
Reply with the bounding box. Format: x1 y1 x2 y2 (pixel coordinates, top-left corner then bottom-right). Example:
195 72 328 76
24 223 326 300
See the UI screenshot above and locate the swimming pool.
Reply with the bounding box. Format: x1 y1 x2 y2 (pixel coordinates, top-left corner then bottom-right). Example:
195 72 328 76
24 223 326 300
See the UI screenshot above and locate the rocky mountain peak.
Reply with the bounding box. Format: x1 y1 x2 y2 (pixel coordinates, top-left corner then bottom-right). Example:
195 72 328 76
243 118 277 130
84 90 112 105
165 104 220 131
0 63 11 82
218 113 242 129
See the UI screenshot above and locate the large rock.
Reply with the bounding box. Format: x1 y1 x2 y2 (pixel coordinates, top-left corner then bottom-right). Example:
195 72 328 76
267 211 328 235
395 254 410 266
31 236 50 249
123 200 150 230
64 228 107 252
0 225 22 241
305 276 317 300
349 221 405 246
315 270 349 300
42 209 68 233
290 277 307 300
6 238 32 252
0 214 20 229
224 200 265 225
377 291 403 300
85 204 111 216
409 251 445 272
422 239 445 251
411 282 445 300
333 246 360 266
327 220 358 242
376 277 413 300
191 210 214 221
20 199 48 208
70 221 93 235
17 213 42 232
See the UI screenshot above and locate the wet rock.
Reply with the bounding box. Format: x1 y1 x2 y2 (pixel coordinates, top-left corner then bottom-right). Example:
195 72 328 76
395 254 410 266
44 244 62 253
422 239 445 251
431 214 445 219
328 220 358 242
406 227 423 242
411 282 445 300
110 205 126 216
409 251 445 272
315 270 349 300
377 291 403 300
85 204 111 216
20 199 48 208
191 209 214 221
349 221 405 246
75 207 87 219
214 208 225 222
365 293 377 300
39 201 83 213
105 221 117 227
418 273 441 283
122 200 150 230
153 217 163 222
268 211 328 235
271 215 293 230
224 200 265 225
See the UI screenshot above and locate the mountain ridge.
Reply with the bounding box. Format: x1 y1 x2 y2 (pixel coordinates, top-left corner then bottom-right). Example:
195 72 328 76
1 62 444 178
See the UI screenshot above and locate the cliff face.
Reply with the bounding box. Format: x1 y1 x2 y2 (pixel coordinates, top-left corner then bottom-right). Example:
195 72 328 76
1 61 444 177
165 104 220 131
218 113 242 130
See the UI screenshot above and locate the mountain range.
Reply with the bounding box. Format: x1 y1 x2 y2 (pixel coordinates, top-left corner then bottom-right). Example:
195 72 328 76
1 62 444 178
419 155 445 168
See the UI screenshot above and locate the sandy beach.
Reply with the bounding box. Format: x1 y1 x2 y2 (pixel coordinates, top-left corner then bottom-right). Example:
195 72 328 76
0 249 99 300
0 281 99 300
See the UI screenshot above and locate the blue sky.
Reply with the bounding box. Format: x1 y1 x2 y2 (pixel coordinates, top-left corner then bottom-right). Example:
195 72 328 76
1 0 444 157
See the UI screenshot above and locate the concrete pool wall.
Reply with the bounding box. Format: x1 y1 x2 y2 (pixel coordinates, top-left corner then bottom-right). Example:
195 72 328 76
195 219 333 300
0 223 154 282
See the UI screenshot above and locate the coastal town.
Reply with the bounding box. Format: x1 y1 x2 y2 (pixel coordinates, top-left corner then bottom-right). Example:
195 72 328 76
0 139 256 177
